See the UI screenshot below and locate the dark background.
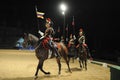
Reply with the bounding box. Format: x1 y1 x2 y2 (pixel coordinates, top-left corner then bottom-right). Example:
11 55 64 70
0 0 119 64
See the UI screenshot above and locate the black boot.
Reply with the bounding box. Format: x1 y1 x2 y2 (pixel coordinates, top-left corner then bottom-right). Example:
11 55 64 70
48 42 61 59
53 47 61 59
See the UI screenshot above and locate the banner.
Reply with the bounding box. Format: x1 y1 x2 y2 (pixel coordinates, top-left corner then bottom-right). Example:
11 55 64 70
36 11 45 19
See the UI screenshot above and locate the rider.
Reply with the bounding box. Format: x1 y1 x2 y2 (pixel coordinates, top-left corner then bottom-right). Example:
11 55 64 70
38 18 61 58
68 34 76 48
76 28 92 59
68 34 77 57
60 36 65 43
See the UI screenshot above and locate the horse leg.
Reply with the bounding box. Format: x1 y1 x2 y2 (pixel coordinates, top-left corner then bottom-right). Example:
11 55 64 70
56 58 61 75
68 56 70 63
64 56 71 72
34 60 40 79
35 59 50 76
85 59 87 70
39 59 50 75
79 59 82 69
82 60 84 68
72 57 74 63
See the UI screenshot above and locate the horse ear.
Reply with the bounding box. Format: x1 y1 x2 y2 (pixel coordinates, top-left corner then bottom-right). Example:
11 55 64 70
23 32 29 38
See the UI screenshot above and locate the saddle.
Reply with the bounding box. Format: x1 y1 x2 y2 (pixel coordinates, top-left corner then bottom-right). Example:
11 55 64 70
42 37 50 50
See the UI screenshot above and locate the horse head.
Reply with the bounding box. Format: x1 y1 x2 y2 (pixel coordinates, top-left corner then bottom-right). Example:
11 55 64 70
23 33 39 48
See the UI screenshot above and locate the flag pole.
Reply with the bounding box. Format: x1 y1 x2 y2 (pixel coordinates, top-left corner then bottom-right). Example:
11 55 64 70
35 5 40 31
66 24 68 42
72 16 75 35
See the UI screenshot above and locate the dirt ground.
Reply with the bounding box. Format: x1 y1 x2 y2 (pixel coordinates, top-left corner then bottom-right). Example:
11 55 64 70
0 49 110 80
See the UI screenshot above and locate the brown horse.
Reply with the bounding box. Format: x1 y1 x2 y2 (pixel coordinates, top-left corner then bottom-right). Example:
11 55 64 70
23 33 71 79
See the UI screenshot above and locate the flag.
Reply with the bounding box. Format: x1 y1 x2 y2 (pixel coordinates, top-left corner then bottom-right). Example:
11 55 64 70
72 16 75 26
35 6 45 19
36 11 45 19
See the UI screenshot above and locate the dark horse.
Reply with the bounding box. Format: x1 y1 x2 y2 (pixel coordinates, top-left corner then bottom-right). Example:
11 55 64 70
77 44 88 70
23 33 71 79
67 43 77 63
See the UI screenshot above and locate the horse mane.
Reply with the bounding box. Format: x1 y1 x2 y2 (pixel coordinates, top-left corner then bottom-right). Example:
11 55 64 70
28 33 39 42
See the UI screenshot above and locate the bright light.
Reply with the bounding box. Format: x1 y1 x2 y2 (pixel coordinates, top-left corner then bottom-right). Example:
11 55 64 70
60 3 67 12
62 11 65 15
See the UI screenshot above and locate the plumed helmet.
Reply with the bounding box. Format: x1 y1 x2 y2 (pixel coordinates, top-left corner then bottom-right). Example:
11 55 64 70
46 18 53 27
46 18 51 23
79 28 83 32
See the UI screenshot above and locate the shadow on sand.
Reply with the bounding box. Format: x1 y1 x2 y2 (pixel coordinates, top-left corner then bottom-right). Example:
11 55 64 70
70 67 82 72
1 74 71 80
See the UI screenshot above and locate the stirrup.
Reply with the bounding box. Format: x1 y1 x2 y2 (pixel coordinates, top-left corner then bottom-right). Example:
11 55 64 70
55 53 61 59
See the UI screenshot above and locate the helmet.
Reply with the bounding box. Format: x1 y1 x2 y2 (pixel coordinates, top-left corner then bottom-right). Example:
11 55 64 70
46 18 53 27
46 18 51 23
79 28 83 32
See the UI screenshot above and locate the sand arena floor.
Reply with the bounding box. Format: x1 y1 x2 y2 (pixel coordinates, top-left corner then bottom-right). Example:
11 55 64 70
0 49 110 80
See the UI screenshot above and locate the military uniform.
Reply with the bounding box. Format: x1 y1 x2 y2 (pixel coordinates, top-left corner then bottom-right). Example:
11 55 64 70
78 30 92 59
38 18 60 58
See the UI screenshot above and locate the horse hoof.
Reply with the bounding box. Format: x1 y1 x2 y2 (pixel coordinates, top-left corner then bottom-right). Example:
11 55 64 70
66 70 72 73
46 72 50 75
58 72 61 75
69 70 72 73
34 76 38 80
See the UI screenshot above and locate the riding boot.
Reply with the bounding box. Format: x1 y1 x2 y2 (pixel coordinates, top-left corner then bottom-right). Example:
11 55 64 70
48 42 61 59
53 47 61 59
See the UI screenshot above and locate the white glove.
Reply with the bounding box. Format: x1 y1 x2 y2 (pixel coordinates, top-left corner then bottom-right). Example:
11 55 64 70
73 35 76 40
40 36 45 40
38 30 44 36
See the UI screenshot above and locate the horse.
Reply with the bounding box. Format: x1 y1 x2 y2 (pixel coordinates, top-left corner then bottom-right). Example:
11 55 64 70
77 44 88 70
23 33 71 79
67 42 77 63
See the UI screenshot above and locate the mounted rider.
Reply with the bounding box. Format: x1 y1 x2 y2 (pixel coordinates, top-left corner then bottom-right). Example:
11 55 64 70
67 34 77 57
68 34 76 48
38 18 61 58
78 28 85 52
76 28 92 59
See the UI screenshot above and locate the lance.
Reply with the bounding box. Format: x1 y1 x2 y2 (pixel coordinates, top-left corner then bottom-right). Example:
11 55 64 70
72 16 75 35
